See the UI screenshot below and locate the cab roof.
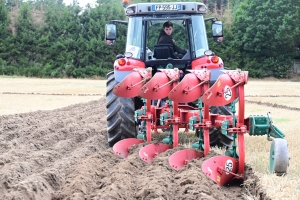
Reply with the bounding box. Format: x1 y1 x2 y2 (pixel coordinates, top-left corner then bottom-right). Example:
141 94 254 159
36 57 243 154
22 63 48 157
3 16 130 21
125 2 207 16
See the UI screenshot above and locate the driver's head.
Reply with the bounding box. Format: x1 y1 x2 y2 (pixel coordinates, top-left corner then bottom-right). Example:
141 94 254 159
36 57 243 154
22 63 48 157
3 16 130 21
163 21 173 36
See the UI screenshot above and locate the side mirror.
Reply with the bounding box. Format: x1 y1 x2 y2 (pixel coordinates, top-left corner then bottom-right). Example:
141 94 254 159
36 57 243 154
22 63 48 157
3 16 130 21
105 24 117 40
212 21 223 42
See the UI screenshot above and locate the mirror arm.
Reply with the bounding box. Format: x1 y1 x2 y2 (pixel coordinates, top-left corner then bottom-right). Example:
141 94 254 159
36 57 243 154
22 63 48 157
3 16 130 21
205 17 219 22
110 20 128 26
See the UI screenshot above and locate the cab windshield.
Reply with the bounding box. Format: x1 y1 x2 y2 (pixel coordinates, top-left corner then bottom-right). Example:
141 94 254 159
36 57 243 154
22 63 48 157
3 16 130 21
190 15 209 58
125 15 209 60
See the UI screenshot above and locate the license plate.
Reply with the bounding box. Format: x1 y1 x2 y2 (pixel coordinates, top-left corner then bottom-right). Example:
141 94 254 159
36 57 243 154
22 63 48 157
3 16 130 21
152 4 181 11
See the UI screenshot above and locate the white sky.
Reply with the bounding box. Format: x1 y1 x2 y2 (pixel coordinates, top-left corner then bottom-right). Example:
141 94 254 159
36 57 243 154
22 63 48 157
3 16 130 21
64 0 97 7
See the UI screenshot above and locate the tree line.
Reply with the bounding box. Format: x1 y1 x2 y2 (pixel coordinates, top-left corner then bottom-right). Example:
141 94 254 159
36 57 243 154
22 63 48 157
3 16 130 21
0 0 127 78
0 0 299 78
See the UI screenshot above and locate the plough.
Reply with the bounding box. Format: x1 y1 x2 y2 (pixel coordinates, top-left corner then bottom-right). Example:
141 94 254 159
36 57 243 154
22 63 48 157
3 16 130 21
105 1 289 186
112 67 289 185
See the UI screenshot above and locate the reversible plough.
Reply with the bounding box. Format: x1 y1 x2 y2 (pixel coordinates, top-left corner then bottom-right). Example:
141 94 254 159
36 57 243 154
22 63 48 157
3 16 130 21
111 67 289 186
105 1 289 186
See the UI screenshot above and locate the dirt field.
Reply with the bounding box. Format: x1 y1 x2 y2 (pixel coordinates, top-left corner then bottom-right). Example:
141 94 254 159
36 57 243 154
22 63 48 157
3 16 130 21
0 97 271 200
1 77 299 200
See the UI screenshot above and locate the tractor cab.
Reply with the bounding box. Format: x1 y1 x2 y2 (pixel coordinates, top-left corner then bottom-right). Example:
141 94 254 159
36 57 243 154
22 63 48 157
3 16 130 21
105 2 224 83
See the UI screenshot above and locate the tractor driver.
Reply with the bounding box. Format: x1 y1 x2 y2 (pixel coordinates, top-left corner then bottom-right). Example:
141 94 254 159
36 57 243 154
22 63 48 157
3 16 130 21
157 21 187 56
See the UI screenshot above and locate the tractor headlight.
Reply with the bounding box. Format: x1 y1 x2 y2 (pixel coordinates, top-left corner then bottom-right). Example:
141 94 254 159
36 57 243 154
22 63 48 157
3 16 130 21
197 5 207 12
124 52 133 58
126 7 135 15
204 50 215 56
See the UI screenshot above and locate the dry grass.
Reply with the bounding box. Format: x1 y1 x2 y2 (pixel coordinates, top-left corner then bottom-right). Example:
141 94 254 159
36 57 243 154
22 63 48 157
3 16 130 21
244 104 300 200
0 76 299 199
247 97 300 109
244 81 300 113
245 79 300 96
0 76 106 94
244 79 300 199
0 76 105 115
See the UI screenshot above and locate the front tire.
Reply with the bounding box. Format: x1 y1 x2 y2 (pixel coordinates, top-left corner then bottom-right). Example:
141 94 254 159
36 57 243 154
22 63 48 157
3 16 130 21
106 71 137 147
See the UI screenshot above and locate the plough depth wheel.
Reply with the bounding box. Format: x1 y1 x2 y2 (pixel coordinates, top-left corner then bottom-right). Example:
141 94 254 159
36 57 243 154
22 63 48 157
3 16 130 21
270 138 289 175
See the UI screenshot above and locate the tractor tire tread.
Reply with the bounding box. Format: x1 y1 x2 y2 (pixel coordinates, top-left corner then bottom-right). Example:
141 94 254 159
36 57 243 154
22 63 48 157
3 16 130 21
106 71 137 147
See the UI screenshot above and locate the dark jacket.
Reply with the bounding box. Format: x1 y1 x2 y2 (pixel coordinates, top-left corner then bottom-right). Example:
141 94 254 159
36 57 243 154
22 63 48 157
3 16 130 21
157 29 187 55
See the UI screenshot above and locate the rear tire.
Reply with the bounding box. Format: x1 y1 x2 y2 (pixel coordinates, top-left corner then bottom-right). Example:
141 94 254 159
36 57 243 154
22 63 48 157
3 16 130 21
210 105 233 147
106 71 137 147
196 105 233 147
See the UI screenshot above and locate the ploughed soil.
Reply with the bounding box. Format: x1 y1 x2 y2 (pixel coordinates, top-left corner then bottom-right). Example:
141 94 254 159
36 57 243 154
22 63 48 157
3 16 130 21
0 97 270 200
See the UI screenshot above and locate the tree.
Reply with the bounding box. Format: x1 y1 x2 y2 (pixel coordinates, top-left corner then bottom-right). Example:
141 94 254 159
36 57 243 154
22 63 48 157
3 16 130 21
0 0 9 67
232 0 300 78
1 0 299 79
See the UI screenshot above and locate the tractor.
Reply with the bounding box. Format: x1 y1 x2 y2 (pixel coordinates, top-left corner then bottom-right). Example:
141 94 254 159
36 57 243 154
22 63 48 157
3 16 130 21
105 1 289 185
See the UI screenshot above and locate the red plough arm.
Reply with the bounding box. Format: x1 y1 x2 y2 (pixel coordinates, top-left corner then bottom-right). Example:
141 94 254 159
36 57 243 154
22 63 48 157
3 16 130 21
139 68 180 100
112 68 152 159
167 69 211 170
202 69 249 184
138 68 181 146
137 69 181 164
168 69 211 155
168 69 210 103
